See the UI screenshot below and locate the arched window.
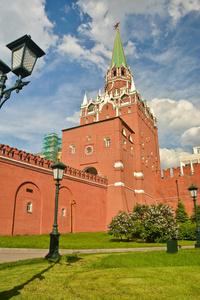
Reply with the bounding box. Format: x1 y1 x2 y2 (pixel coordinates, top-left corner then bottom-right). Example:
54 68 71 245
70 144 75 154
122 128 126 136
87 135 91 141
62 208 66 218
129 134 133 143
104 137 111 147
119 109 121 116
27 202 32 213
121 68 125 76
83 167 98 175
89 104 94 112
113 69 116 76
128 107 131 113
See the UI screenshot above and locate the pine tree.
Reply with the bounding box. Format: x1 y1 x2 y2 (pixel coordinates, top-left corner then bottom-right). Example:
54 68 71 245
190 205 200 223
175 201 189 223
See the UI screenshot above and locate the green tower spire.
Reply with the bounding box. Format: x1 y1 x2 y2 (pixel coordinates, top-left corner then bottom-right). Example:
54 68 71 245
110 25 127 68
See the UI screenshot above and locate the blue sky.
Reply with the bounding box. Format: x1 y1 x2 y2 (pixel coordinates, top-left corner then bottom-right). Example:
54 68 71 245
0 0 200 170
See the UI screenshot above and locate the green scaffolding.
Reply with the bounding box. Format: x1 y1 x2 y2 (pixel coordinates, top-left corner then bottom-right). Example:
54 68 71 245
42 133 62 162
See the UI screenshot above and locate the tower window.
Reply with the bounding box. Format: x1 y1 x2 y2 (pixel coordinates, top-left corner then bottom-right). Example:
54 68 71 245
121 68 125 76
87 135 91 141
128 107 131 113
89 104 94 112
119 109 121 116
122 128 126 136
62 208 66 218
70 144 75 154
106 114 109 119
85 146 93 155
113 70 116 76
104 137 111 147
27 202 32 213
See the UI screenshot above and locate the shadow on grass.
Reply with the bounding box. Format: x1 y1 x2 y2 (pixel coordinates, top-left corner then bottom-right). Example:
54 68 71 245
0 255 83 299
66 254 82 265
0 258 61 300
109 238 142 243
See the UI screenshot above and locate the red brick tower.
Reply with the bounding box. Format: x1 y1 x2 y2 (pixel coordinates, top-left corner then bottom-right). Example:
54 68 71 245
62 25 161 225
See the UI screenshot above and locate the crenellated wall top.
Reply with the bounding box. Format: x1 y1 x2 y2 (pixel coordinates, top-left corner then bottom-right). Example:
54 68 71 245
156 163 200 180
0 144 108 185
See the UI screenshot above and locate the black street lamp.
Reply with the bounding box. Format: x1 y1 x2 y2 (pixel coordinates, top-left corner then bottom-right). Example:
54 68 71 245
45 161 67 259
188 184 200 248
0 34 45 108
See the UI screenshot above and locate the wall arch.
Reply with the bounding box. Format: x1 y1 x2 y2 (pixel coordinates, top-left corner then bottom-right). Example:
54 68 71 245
58 186 74 233
12 182 42 235
83 166 98 175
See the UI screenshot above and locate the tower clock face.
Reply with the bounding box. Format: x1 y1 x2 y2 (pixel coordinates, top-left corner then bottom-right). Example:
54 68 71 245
85 146 93 155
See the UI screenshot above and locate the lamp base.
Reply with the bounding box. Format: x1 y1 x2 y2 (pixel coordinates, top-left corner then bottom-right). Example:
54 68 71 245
45 232 61 259
195 242 200 248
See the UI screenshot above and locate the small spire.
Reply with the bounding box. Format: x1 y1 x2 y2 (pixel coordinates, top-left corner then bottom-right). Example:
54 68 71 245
82 92 88 106
110 24 127 68
130 75 136 91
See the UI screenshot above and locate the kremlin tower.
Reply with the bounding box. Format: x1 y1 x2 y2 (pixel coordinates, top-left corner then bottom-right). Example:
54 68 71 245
62 24 161 224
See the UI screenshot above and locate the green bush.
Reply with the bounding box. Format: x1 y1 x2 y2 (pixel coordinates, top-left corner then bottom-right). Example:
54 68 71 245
175 201 189 223
177 221 196 240
108 204 179 243
190 205 200 223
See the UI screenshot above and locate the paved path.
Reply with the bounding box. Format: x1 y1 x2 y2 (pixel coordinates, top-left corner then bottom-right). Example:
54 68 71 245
0 246 194 264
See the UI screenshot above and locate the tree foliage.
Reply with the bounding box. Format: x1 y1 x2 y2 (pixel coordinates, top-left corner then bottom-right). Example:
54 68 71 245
190 205 200 223
175 201 189 223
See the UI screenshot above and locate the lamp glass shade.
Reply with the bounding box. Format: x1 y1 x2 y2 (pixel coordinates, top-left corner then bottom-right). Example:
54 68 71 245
11 44 37 78
23 47 37 73
53 168 64 181
12 46 24 70
51 161 67 181
188 184 198 198
7 34 45 78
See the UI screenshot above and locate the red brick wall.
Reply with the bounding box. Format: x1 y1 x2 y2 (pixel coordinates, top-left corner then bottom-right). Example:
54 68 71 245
0 144 107 235
155 165 200 215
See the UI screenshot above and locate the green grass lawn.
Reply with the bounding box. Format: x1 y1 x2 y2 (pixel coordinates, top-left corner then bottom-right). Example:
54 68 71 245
0 249 200 299
0 232 196 249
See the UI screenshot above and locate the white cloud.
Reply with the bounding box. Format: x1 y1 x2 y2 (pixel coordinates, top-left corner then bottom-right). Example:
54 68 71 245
150 98 200 137
181 127 200 146
57 34 107 71
66 111 80 124
76 0 166 47
160 147 190 169
0 0 58 68
124 41 138 57
168 0 200 23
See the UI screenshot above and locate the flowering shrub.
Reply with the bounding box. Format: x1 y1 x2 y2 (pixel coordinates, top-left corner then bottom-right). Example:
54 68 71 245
108 204 179 243
107 211 140 240
140 204 179 243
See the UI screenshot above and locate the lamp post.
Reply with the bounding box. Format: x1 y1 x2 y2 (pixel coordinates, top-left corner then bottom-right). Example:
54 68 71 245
188 184 200 248
0 34 45 108
45 161 67 259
